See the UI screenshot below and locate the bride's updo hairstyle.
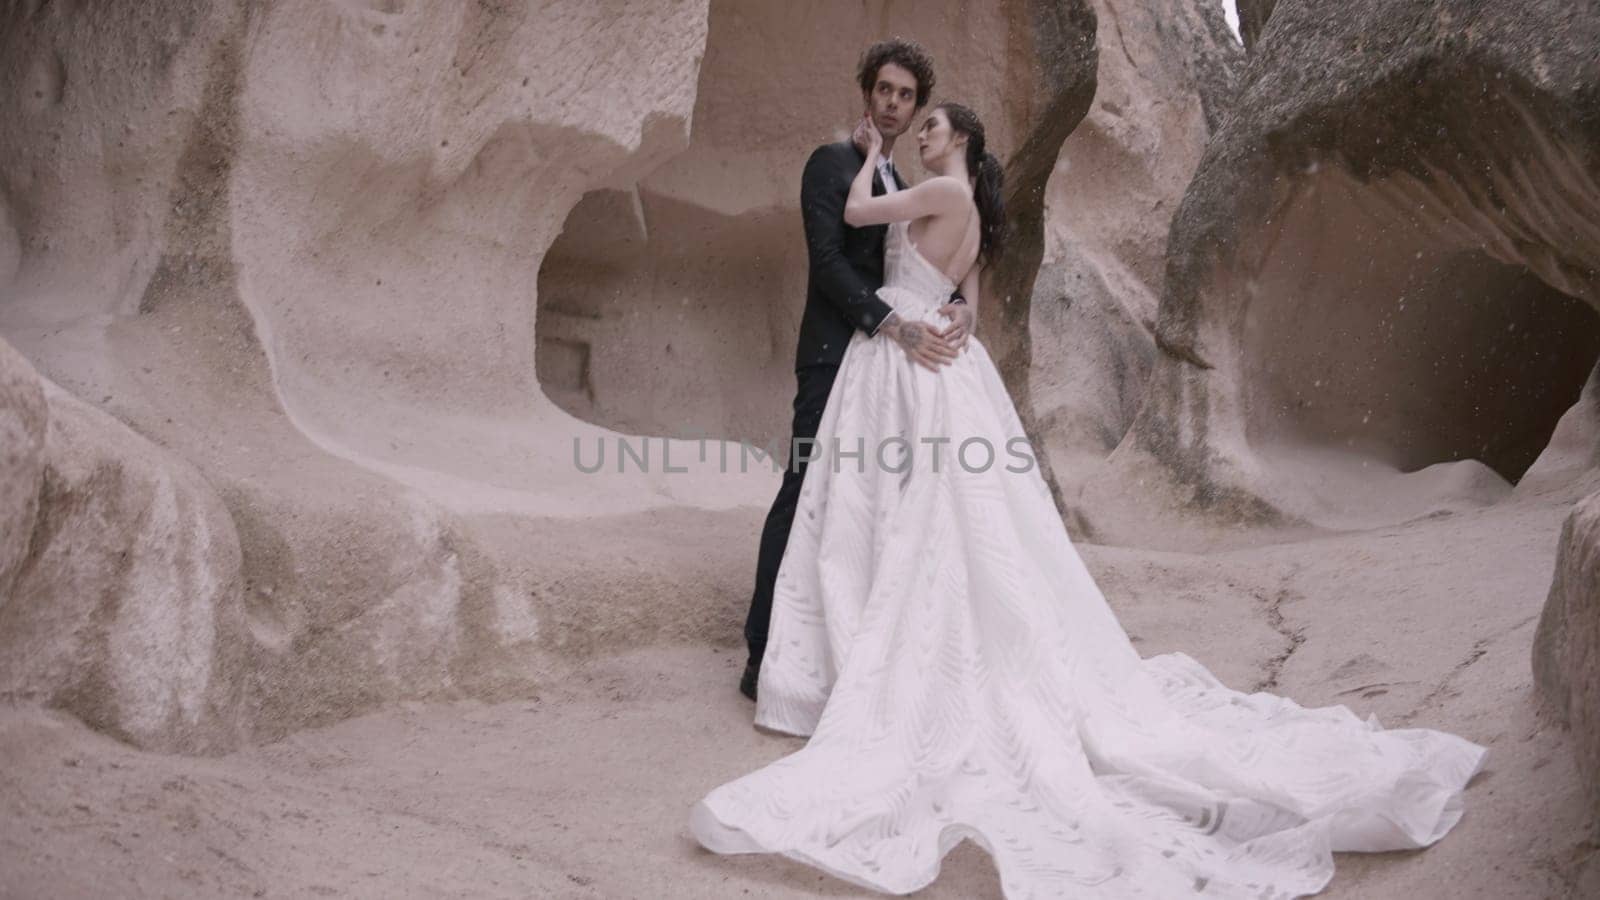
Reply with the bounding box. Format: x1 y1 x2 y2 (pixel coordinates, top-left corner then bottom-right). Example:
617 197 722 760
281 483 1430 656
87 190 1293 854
935 102 1007 267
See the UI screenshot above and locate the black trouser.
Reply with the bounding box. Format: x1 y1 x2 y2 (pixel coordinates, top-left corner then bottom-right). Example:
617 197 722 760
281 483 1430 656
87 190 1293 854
744 363 840 666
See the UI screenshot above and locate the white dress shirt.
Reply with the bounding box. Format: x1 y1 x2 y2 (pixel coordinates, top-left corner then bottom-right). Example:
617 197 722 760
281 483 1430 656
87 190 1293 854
867 157 900 338
877 158 899 193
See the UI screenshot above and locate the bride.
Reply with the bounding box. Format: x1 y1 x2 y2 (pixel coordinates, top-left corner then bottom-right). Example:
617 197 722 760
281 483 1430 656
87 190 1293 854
689 102 1485 899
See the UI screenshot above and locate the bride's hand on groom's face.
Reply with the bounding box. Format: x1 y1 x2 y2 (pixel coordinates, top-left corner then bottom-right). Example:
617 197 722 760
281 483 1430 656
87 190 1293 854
851 117 872 155
855 114 883 157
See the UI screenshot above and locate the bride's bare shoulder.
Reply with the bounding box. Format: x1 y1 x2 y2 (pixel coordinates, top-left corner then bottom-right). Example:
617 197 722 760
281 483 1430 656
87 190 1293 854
916 175 970 205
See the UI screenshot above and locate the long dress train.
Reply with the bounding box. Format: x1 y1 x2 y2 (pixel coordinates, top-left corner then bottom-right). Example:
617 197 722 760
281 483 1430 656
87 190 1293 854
689 220 1485 899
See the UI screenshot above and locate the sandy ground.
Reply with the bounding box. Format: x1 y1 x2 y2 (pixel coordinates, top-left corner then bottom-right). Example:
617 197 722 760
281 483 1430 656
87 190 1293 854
3 491 1598 899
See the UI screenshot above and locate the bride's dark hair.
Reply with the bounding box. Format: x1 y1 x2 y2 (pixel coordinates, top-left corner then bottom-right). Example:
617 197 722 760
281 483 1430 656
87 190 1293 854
935 102 1006 268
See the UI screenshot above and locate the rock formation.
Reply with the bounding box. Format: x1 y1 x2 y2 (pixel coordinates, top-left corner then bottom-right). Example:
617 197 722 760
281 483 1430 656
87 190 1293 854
1534 487 1600 831
0 343 251 752
1236 0 1276 50
0 338 44 603
1067 0 1600 825
0 0 729 749
1026 0 1241 518
1086 0 1600 533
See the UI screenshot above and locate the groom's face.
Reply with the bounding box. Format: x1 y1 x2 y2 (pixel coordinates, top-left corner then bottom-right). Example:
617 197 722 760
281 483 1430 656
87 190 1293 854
863 62 919 139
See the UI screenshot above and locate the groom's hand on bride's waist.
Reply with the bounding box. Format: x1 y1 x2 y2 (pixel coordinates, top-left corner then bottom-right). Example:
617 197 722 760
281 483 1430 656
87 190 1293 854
879 310 961 371
935 303 975 350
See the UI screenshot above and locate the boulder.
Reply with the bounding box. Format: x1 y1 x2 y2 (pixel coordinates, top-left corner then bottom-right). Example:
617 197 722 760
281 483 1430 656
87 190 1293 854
1533 487 1600 831
0 375 251 753
0 337 45 601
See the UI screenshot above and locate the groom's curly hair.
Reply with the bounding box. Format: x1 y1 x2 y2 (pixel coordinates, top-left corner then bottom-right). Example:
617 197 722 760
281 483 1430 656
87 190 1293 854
857 39 935 109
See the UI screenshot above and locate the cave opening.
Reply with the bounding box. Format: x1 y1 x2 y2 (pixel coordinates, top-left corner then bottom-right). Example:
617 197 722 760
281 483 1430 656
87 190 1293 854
1242 163 1600 486
534 186 799 445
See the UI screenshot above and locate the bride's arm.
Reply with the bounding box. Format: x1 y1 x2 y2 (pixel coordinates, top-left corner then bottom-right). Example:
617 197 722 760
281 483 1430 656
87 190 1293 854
845 172 965 227
843 117 963 227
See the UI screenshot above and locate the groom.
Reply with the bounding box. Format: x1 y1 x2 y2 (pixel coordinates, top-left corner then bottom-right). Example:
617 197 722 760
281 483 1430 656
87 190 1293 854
740 38 973 699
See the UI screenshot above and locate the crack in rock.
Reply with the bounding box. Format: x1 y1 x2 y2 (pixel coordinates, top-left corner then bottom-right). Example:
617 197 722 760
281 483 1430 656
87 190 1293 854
1401 643 1492 725
1400 612 1541 724
1252 566 1307 693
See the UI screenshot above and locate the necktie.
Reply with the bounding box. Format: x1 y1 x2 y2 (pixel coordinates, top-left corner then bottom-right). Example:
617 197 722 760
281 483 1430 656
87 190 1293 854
878 160 898 193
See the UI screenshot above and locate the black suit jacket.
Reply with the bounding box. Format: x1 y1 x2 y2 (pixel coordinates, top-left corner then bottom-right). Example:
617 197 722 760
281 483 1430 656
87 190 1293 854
793 141 895 371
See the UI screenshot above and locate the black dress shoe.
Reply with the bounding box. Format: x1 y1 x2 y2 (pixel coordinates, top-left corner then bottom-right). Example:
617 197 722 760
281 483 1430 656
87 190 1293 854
739 660 759 701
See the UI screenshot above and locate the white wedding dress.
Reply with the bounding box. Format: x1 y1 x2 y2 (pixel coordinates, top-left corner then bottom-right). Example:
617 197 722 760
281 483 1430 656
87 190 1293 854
689 220 1485 899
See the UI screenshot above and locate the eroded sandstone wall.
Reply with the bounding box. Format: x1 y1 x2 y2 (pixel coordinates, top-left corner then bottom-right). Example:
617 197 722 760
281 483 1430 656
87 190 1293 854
1028 0 1241 517
0 0 720 750
1087 0 1600 533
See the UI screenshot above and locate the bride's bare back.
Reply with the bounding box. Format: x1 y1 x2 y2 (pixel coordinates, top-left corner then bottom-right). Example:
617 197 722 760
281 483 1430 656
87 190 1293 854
906 180 981 285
